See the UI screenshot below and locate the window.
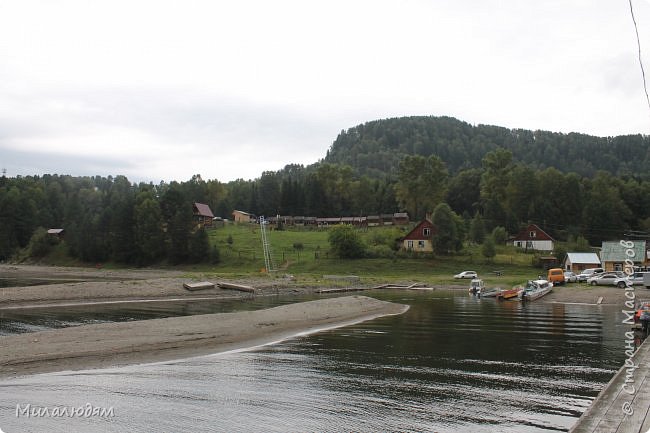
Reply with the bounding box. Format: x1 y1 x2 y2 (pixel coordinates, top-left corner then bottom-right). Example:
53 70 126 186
407 240 414 250
529 231 537 238
423 228 431 236
418 241 425 248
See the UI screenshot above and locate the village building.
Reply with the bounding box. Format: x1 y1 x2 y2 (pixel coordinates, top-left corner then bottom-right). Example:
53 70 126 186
232 210 256 224
512 223 554 251
600 240 650 272
401 218 437 253
563 252 601 272
47 228 65 239
193 203 215 228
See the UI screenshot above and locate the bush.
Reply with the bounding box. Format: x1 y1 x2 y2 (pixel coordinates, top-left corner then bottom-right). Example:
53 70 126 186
492 226 507 245
28 227 59 258
327 225 366 259
366 244 396 259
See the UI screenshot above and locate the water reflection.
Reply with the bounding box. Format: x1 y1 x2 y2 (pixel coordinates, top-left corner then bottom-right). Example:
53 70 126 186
0 290 627 432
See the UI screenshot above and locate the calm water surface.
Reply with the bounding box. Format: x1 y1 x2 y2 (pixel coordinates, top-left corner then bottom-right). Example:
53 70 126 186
0 290 628 432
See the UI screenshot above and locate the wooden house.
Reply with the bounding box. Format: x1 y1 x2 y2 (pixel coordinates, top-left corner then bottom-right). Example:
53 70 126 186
47 228 65 239
232 210 255 224
600 240 649 272
393 212 410 226
512 224 554 251
367 215 381 227
401 219 437 253
193 203 214 228
563 252 601 272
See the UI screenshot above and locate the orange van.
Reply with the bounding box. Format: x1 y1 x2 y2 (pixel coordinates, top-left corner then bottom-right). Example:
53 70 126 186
547 268 565 285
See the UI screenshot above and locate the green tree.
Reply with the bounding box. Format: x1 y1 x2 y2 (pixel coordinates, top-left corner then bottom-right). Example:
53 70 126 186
395 155 448 219
188 227 210 263
28 227 58 258
482 235 496 261
133 193 165 265
480 148 513 229
328 225 365 259
431 202 460 254
492 226 507 245
469 211 486 244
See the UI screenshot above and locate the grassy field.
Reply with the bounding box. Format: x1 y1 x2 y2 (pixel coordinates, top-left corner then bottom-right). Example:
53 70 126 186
205 223 542 287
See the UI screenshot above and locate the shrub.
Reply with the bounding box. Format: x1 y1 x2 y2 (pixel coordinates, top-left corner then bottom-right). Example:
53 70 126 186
327 225 366 259
28 227 59 258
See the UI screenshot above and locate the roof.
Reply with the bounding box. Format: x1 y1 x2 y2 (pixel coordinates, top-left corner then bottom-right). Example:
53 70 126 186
513 224 554 241
47 228 64 234
403 219 436 241
193 203 214 218
232 210 252 216
601 240 647 262
566 252 601 265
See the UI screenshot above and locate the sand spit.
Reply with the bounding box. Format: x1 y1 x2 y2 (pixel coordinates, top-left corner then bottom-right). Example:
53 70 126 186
0 295 409 378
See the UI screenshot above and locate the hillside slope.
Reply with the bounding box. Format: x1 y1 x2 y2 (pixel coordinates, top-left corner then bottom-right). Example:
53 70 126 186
323 116 649 178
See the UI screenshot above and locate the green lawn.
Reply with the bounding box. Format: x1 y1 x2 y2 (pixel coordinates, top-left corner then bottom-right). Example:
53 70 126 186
205 223 541 287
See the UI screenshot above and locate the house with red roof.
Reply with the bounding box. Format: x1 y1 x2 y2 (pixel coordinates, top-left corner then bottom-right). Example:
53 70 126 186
401 218 437 253
512 223 554 251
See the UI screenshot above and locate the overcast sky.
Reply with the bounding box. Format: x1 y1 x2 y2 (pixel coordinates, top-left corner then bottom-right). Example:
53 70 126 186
1 0 649 183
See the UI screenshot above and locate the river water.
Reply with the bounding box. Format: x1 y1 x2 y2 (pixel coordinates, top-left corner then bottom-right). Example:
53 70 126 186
0 290 628 432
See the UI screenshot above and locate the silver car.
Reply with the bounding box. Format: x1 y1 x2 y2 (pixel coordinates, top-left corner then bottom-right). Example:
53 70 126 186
564 271 577 283
587 272 624 286
614 272 648 288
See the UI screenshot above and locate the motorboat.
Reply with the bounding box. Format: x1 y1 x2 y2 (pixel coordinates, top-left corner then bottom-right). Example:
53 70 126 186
518 279 553 302
469 278 484 294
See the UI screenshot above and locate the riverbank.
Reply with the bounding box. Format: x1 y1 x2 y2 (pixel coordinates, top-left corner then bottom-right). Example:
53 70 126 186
0 295 408 378
1 264 642 307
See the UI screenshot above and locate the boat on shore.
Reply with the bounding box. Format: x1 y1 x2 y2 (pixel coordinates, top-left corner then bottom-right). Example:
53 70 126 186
518 279 553 302
469 278 485 294
479 287 504 298
496 287 523 301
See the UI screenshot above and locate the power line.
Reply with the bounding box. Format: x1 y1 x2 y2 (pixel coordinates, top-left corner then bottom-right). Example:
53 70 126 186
628 0 650 114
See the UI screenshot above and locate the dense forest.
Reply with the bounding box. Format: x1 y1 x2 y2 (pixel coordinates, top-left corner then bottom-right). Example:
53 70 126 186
325 116 650 179
1 116 649 264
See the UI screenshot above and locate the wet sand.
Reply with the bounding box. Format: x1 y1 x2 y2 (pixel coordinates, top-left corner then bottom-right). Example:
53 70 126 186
0 295 409 378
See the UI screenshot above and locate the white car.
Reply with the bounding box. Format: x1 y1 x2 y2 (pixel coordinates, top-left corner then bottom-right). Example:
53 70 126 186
454 271 478 279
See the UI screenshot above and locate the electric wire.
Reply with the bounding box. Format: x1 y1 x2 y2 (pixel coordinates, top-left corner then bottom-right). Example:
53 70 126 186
628 0 650 115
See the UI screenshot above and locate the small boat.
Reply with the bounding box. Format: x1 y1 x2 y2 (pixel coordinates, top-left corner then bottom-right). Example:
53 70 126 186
518 279 553 302
479 287 504 298
469 278 485 294
496 287 523 300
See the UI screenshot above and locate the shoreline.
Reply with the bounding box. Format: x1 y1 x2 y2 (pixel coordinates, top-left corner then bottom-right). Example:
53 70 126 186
0 295 409 379
2 264 640 309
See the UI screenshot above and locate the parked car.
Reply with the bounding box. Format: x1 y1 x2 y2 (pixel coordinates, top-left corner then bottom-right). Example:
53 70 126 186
588 272 625 286
564 271 577 283
614 272 649 288
547 268 565 285
454 271 478 279
577 267 604 282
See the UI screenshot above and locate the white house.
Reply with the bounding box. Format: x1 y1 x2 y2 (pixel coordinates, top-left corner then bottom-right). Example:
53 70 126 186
512 224 554 251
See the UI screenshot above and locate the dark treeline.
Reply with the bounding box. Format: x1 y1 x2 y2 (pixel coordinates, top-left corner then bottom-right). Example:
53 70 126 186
1 116 649 263
325 116 650 179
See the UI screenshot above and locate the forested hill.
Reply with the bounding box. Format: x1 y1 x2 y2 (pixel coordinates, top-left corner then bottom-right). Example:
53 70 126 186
324 116 650 178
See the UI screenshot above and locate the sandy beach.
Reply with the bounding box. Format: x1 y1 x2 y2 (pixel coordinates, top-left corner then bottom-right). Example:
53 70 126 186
0 295 408 378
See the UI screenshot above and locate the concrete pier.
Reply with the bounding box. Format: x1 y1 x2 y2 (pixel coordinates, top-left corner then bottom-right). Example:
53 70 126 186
570 337 650 433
